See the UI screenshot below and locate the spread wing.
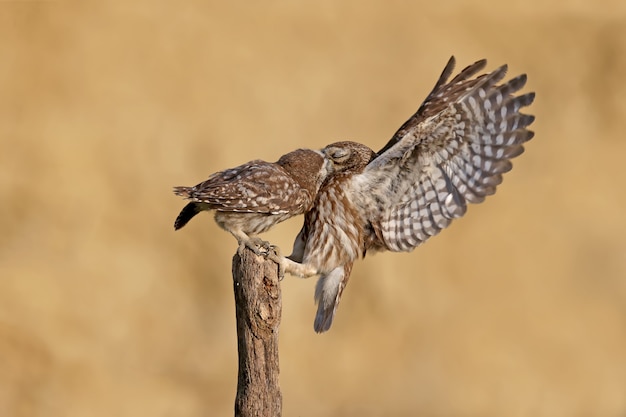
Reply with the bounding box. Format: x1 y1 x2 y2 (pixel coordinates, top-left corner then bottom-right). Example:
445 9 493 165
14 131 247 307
356 57 535 252
173 161 308 214
377 56 489 155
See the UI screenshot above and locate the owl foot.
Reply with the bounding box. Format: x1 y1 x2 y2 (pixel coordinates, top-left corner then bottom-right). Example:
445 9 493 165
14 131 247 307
237 237 271 256
264 245 285 281
236 239 284 280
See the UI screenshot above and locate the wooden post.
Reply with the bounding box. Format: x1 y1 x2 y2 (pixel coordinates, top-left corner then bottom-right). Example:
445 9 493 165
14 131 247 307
232 247 282 417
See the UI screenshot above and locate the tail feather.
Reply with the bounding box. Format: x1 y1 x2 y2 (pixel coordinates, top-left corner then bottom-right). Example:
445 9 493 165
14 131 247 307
313 263 352 333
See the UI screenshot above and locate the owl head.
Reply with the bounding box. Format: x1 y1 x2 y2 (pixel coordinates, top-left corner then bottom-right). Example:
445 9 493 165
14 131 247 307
322 141 376 174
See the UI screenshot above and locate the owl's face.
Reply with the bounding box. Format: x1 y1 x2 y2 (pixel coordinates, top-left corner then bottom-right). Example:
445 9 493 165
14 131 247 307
322 141 376 174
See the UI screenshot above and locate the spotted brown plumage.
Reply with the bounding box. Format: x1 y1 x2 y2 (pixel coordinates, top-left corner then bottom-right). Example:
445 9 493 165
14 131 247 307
283 57 536 332
174 148 331 253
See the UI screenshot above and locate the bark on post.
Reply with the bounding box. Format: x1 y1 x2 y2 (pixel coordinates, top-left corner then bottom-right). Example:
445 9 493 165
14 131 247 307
232 247 282 417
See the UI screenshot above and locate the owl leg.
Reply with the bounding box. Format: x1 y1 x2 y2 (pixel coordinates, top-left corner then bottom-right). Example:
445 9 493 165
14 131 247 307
279 257 319 279
227 228 269 256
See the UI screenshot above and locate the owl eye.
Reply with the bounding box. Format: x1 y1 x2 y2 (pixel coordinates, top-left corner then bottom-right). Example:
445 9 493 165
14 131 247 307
326 147 350 162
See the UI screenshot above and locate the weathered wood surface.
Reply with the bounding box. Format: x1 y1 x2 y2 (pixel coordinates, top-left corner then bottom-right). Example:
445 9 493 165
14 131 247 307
232 247 282 417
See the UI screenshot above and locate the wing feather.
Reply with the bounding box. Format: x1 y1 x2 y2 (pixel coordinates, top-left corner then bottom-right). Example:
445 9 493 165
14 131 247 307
353 58 535 252
174 161 308 214
377 56 491 155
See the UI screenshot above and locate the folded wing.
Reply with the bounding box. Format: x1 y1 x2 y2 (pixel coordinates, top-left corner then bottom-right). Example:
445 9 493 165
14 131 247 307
173 161 307 214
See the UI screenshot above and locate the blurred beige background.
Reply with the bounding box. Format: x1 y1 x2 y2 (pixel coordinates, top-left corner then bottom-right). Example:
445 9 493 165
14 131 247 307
1 1 625 416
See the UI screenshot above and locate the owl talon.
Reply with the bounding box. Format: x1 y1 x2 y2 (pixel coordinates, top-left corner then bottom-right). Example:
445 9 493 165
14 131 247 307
268 244 282 258
259 240 273 254
265 249 285 281
238 237 272 256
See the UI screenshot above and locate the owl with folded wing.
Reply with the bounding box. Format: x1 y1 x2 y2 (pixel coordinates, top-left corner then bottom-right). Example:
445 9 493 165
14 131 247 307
174 148 331 254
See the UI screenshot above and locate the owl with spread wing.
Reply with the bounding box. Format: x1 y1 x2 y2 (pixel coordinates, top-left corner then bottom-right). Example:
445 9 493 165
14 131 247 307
282 56 536 332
